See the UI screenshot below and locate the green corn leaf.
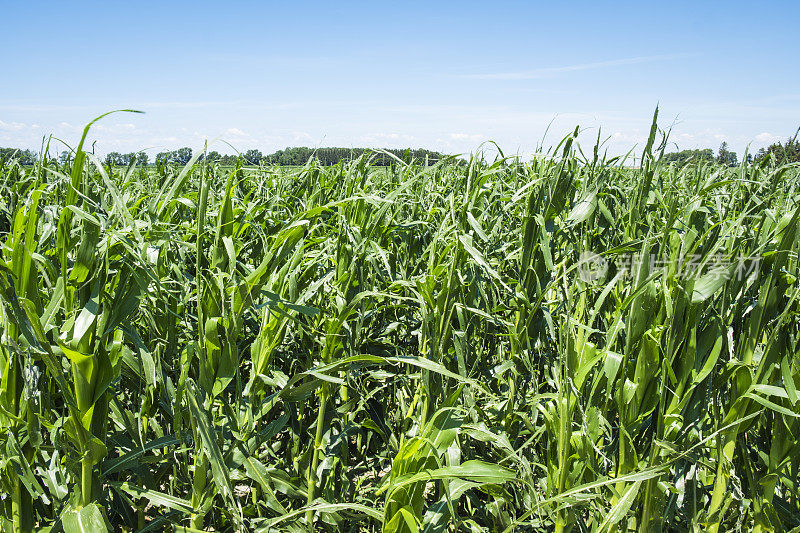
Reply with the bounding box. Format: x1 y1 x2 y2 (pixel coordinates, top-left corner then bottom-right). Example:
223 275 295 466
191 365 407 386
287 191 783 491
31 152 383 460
61 503 108 533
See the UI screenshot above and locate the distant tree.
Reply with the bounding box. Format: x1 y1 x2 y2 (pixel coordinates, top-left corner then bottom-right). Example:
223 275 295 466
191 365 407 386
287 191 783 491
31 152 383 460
154 148 193 166
258 147 447 167
113 152 149 166
244 149 263 165
105 152 123 167
59 150 72 165
204 151 222 162
0 148 37 165
716 142 738 167
24 145 450 169
755 130 800 165
663 148 714 166
173 147 192 165
220 153 239 165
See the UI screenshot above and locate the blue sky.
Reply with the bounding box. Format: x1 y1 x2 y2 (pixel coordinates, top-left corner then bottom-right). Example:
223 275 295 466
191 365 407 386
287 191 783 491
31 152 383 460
1 0 798 158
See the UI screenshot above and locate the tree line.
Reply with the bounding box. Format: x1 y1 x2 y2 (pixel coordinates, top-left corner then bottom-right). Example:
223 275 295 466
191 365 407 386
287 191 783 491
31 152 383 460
755 131 800 166
220 147 449 166
5 134 799 168
104 151 150 166
664 132 800 167
0 147 37 165
1 146 449 168
156 146 449 167
664 142 739 166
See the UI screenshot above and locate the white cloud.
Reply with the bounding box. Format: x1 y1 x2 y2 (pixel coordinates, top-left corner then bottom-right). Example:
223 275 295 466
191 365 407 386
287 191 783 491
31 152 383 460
0 96 794 159
449 133 483 141
755 132 780 144
291 131 315 143
0 120 28 131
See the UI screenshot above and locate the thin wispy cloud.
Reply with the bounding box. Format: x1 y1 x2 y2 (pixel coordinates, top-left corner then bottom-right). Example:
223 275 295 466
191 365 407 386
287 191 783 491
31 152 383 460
464 54 684 80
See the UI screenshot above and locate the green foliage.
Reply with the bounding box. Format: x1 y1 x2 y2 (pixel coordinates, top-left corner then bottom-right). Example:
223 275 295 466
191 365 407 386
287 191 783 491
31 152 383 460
243 149 263 165
0 112 799 532
100 146 451 168
0 148 37 166
663 148 714 166
104 151 148 167
156 146 193 166
756 130 800 165
717 141 738 166
263 146 449 166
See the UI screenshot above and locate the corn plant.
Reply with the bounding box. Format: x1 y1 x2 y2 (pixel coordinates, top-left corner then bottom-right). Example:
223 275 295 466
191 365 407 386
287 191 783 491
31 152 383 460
0 110 798 532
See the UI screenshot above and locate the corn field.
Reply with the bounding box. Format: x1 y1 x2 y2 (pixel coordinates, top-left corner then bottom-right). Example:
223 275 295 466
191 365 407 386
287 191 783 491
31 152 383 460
1 110 799 532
